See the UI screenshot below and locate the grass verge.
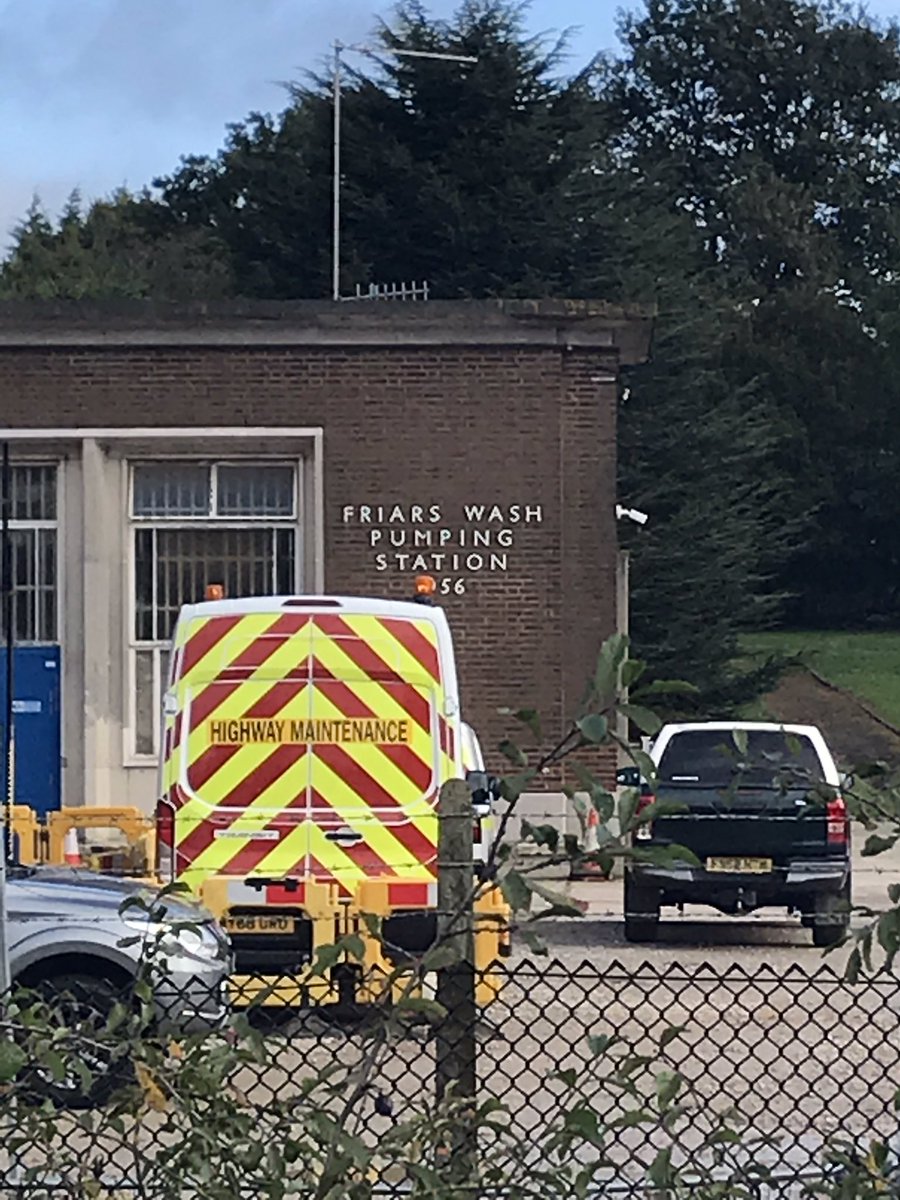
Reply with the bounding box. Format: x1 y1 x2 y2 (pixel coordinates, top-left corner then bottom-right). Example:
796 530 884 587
742 631 900 727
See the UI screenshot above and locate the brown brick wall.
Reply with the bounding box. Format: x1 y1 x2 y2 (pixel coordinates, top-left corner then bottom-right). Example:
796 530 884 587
0 329 625 787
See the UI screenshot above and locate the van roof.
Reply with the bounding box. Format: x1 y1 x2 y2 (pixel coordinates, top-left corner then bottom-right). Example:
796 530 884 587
178 595 450 625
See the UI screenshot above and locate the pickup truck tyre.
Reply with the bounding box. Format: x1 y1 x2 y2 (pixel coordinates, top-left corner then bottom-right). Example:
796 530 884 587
624 874 660 944
812 885 851 949
20 973 131 1109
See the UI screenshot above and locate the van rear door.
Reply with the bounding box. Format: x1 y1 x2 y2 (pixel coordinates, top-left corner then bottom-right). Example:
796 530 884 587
305 612 444 893
168 611 315 891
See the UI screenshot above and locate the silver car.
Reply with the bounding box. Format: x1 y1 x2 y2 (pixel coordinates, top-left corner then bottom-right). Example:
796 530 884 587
6 864 232 1104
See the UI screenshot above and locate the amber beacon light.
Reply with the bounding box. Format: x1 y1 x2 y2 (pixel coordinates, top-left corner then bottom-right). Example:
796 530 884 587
205 583 225 601
413 574 437 604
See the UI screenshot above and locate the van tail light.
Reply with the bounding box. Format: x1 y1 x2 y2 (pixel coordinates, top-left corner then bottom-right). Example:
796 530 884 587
634 790 655 842
472 820 482 844
827 795 849 846
155 799 175 881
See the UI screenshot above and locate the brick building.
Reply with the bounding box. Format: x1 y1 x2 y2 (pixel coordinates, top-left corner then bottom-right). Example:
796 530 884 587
0 299 652 818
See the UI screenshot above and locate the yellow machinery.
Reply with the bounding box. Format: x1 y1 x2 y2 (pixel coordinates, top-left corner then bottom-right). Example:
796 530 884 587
3 803 509 1010
4 804 156 877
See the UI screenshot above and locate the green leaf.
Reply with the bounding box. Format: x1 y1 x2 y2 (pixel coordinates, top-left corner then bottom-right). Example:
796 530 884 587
310 943 343 975
635 678 700 698
39 1049 68 1082
594 633 629 707
621 658 646 688
530 903 588 921
591 790 616 823
632 842 701 869
844 946 862 984
587 1032 620 1058
360 912 381 937
876 909 900 956
659 1024 687 1050
553 1067 578 1088
888 883 900 905
618 787 639 832
632 749 657 785
105 1001 130 1034
619 704 662 736
731 729 748 756
863 833 898 857
497 707 542 741
499 769 538 801
576 714 608 744
341 933 366 962
527 878 587 916
519 928 548 956
647 1147 674 1188
618 1054 653 1078
500 869 532 913
419 943 461 970
563 1105 601 1143
521 821 559 852
612 1107 654 1128
498 738 528 767
0 1040 26 1083
655 1070 682 1108
394 996 447 1023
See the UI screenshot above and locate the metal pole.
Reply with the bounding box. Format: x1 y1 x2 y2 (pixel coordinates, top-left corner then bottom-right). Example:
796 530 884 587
0 443 13 993
332 40 342 303
435 777 476 1179
328 41 475 302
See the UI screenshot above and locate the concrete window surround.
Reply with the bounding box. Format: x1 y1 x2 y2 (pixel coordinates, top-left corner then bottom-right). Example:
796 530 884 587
0 428 324 811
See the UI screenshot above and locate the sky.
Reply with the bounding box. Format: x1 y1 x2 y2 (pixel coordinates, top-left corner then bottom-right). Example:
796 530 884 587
2 0 900 249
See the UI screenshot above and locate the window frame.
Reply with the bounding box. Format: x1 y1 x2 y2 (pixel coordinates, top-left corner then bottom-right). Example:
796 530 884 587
1 462 61 645
129 460 299 523
124 456 305 765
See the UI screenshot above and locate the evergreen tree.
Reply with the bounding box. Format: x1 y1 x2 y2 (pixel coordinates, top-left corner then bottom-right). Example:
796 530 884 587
0 189 232 300
596 0 900 629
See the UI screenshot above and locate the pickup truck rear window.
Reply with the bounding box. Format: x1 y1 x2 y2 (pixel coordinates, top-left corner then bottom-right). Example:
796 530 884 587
657 730 825 790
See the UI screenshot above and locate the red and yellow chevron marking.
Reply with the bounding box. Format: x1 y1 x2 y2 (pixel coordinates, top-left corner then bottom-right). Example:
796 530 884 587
162 608 455 896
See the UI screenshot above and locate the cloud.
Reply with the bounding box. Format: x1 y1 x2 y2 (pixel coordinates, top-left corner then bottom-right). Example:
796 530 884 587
0 0 385 232
0 0 610 240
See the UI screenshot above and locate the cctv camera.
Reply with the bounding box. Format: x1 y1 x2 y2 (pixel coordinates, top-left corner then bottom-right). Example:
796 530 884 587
615 504 649 526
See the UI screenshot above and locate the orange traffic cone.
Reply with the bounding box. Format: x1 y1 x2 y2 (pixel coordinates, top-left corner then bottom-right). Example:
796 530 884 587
63 827 82 866
581 808 605 876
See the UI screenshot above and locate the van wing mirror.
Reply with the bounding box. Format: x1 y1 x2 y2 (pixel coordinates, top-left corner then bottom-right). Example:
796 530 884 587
839 771 855 792
466 770 502 814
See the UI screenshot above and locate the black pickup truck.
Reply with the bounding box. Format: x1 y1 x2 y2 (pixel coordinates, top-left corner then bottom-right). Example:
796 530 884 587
623 722 851 946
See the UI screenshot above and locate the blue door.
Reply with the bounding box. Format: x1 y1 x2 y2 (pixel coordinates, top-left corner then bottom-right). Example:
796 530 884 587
0 645 62 818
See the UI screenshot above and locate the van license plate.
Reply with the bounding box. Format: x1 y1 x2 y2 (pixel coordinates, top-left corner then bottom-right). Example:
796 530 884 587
223 915 296 935
706 857 773 874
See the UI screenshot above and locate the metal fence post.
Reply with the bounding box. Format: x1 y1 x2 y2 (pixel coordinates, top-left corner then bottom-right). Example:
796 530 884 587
435 778 477 1173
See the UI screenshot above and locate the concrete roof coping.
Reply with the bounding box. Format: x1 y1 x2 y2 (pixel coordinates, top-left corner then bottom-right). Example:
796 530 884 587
0 298 655 364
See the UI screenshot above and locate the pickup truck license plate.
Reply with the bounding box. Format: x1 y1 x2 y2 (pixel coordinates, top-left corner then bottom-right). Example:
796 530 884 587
706 856 773 874
223 914 296 935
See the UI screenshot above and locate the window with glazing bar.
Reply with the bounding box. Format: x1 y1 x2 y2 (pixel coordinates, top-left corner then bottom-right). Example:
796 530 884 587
0 464 58 644
129 461 299 758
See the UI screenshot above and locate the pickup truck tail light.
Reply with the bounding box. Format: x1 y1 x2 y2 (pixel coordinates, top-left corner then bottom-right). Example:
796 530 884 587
826 795 849 846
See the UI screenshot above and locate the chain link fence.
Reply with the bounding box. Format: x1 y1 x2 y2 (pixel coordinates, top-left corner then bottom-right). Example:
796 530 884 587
1 957 899 1197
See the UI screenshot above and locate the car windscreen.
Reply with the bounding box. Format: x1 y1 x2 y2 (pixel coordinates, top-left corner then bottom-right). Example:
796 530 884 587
657 730 825 790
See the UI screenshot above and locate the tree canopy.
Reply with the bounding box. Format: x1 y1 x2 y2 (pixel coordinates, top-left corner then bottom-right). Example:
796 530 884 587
4 0 900 709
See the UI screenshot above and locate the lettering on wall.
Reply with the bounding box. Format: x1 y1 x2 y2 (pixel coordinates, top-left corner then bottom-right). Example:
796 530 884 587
340 503 545 595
